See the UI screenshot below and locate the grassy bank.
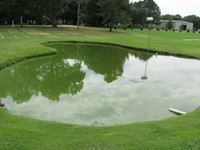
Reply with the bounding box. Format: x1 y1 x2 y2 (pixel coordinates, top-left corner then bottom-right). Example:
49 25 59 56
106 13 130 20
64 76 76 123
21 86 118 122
0 26 200 149
1 107 200 149
0 26 200 69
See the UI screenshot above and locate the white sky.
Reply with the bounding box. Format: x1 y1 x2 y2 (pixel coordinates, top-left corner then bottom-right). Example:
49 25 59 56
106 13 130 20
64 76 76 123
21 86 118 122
130 0 200 17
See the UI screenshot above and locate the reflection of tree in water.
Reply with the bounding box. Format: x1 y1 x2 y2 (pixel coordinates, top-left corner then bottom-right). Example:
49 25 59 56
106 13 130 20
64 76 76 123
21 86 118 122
130 50 153 62
36 58 85 100
0 55 85 103
75 44 129 83
80 45 128 83
52 44 153 83
0 43 153 103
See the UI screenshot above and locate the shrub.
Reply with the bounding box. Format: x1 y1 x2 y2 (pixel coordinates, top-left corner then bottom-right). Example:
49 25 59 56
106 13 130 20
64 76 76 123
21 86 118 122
187 30 190 33
140 27 143 31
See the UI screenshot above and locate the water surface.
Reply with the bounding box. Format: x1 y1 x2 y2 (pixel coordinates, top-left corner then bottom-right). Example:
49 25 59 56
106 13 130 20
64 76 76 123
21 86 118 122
1 43 200 126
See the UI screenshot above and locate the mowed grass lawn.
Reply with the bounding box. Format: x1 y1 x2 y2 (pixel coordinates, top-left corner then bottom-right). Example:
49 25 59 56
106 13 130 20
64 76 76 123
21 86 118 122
0 26 200 149
0 26 200 68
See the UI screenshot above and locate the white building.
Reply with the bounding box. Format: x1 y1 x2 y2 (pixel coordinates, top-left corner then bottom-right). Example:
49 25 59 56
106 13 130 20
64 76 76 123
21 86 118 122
159 20 193 31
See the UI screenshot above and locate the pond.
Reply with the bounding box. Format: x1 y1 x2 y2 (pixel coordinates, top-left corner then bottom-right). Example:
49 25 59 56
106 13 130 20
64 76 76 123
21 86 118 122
1 43 200 126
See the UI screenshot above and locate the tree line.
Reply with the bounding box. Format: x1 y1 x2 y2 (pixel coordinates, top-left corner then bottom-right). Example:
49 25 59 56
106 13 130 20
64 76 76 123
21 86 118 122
0 0 200 30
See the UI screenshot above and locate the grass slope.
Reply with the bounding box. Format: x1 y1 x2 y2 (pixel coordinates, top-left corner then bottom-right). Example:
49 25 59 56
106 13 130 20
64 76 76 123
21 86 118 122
0 26 200 149
1 107 200 150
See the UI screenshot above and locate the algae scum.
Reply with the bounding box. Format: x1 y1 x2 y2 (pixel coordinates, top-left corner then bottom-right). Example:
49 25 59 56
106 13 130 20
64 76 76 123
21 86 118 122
1 43 200 126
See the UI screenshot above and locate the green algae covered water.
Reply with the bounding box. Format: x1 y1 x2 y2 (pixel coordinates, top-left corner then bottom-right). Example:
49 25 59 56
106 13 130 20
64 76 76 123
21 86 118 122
1 43 200 126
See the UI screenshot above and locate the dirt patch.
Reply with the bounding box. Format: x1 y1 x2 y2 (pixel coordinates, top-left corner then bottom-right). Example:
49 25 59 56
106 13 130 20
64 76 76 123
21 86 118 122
22 29 50 36
134 34 148 38
183 39 200 41
51 29 79 35
46 35 60 38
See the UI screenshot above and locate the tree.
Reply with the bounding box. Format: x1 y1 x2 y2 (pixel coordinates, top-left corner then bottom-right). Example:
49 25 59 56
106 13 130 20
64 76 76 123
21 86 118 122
44 0 68 27
129 3 147 27
144 0 161 23
134 0 161 23
166 19 173 30
0 0 11 24
60 0 77 25
0 0 30 26
183 15 200 30
161 14 182 20
98 0 129 31
27 0 48 25
60 0 88 26
174 14 182 20
14 0 31 27
85 0 103 27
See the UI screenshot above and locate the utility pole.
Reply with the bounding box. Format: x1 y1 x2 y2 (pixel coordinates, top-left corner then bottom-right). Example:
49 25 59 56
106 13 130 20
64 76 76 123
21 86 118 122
77 0 80 29
20 15 23 27
146 17 153 50
12 20 15 28
141 17 154 81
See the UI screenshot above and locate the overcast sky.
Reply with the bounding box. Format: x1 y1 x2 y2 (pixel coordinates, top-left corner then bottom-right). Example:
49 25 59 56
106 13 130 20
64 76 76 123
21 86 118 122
130 0 200 17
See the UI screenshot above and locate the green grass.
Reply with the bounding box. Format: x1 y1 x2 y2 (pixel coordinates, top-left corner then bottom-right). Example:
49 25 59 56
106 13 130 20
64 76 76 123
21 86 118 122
1 107 200 149
0 26 200 149
0 26 200 69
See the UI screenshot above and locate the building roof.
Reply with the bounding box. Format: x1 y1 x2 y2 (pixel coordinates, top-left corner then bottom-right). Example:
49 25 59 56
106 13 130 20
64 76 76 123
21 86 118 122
160 20 193 24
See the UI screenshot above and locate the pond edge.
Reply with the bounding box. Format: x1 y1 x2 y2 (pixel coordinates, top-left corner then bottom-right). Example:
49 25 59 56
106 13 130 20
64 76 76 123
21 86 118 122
0 41 200 127
43 41 200 61
0 51 56 70
1 40 199 71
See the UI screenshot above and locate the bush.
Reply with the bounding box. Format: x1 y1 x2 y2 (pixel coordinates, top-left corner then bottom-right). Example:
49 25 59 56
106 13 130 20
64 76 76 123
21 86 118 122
179 30 182 32
172 29 175 32
187 30 190 33
193 30 195 33
140 27 143 31
165 29 168 32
